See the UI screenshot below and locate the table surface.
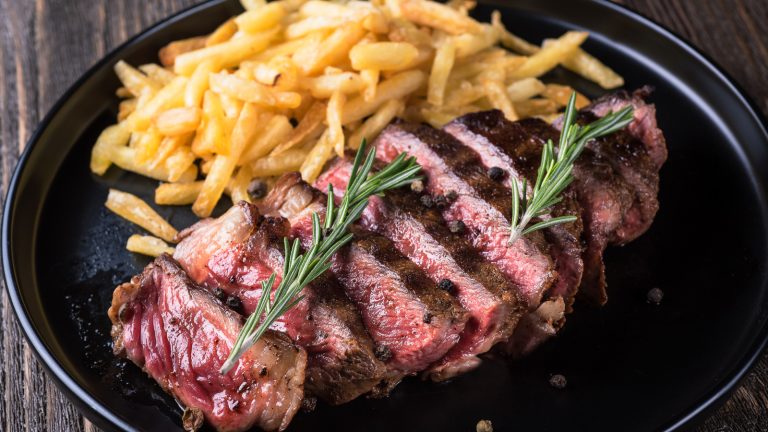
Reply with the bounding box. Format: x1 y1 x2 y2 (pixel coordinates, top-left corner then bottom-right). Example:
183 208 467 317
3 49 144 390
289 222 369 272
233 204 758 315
1 0 767 430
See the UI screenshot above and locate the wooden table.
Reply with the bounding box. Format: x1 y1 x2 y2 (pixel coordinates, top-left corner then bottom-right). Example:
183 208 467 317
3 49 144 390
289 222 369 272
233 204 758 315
1 0 766 430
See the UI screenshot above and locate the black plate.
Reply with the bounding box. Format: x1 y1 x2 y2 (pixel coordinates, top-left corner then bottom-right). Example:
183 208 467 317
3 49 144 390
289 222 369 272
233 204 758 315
4 0 768 431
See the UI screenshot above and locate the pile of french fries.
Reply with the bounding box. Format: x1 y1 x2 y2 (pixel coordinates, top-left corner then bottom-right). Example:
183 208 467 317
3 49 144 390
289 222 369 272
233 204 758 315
94 0 623 257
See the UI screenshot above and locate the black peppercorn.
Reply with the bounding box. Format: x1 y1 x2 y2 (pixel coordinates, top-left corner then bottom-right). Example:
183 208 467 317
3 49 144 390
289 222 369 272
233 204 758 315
487 166 505 181
226 295 243 312
247 178 268 200
447 220 465 234
437 278 454 293
301 396 317 413
423 312 433 323
647 287 664 305
420 195 434 208
445 190 458 201
549 374 567 389
374 345 393 362
433 194 448 209
212 287 226 301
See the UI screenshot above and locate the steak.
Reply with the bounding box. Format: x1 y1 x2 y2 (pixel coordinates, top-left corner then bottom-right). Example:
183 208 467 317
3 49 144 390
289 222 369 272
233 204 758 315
108 254 306 432
262 173 468 374
443 112 584 311
373 122 556 308
316 158 526 381
174 203 399 405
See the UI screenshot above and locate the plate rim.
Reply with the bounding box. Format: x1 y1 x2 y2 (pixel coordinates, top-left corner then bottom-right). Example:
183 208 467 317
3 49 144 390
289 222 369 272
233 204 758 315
3 0 768 430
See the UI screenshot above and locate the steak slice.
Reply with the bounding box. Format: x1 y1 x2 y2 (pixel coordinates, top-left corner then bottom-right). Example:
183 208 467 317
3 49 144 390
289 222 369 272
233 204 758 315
109 254 306 432
262 173 468 374
444 112 584 311
373 122 556 308
174 203 398 405
316 159 526 381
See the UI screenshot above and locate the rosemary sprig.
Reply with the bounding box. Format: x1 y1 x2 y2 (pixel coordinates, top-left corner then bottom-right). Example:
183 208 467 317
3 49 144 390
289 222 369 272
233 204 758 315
221 141 421 374
508 92 634 246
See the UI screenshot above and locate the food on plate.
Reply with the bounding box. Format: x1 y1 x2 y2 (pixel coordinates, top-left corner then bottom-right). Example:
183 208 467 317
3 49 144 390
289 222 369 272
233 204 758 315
90 0 624 218
108 87 666 430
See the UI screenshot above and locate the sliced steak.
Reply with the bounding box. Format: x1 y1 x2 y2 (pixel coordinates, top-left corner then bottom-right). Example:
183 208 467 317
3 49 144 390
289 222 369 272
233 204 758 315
373 122 556 308
109 254 306 432
174 203 398 405
262 173 468 374
316 159 526 381
444 112 584 311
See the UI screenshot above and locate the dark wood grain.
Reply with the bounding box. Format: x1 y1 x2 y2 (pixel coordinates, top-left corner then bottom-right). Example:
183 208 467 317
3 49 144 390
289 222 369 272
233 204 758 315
0 0 766 430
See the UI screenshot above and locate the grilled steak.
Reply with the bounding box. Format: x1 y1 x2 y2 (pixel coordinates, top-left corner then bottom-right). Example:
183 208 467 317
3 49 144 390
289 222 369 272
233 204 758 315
444 112 584 311
373 122 556 308
316 159 526 381
262 173 468 374
108 254 306 432
174 203 399 405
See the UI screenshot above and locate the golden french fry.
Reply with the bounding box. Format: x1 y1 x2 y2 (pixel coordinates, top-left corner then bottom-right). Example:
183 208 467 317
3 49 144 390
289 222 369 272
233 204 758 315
230 165 254 205
509 31 588 80
253 148 308 178
240 0 266 10
253 36 314 61
443 82 484 108
135 128 163 163
174 29 278 75
235 2 286 34
301 72 365 98
361 69 379 102
114 61 160 97
454 24 499 58
238 114 290 163
541 84 590 108
427 38 456 106
479 68 517 120
126 234 175 257
193 103 261 217
513 98 559 118
399 0 482 35
491 10 539 55
286 15 351 39
164 146 197 183
272 101 326 154
139 63 176 86
185 59 216 107
127 76 187 131
118 98 138 122
327 90 346 157
350 42 419 71
209 72 302 109
159 36 208 67
506 77 546 102
293 23 366 75
206 18 238 47
546 41 624 89
106 189 178 242
191 90 228 156
149 133 192 170
349 98 404 149
153 107 202 136
116 87 133 98
109 146 198 182
90 123 131 175
342 69 426 123
301 130 333 182
155 181 204 205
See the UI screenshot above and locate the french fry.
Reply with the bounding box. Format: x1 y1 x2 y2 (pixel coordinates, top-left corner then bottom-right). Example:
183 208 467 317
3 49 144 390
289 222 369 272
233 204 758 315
506 77 546 102
509 31 588 80
139 63 176 86
159 36 208 67
165 146 197 182
427 37 456 106
185 59 216 107
153 107 202 136
550 42 625 89
235 2 286 34
174 29 278 75
443 82 484 108
327 90 346 157
193 103 261 217
513 98 558 118
491 10 538 55
541 84 590 108
253 36 315 61
126 234 175 257
348 98 404 149
253 56 300 90
206 18 238 47
109 146 198 182
127 76 187 131
342 69 426 123
230 165 254 204
454 24 499 58
240 0 266 10
90 123 131 175
399 0 482 35
350 42 419 71
191 90 228 156
479 68 517 120
361 69 379 101
106 189 178 242
300 0 348 17
301 130 334 182
272 101 326 154
286 15 351 39
155 181 204 205
253 148 308 178
135 128 163 163
149 133 192 170
209 72 302 109
239 114 291 163
114 61 160 96
116 87 133 98
118 98 138 122
293 23 366 75
301 72 365 98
